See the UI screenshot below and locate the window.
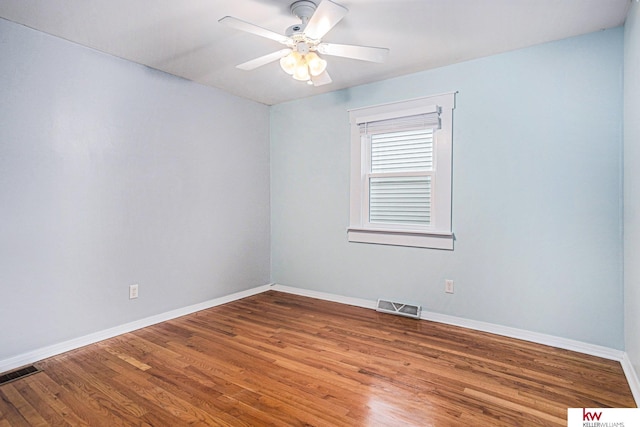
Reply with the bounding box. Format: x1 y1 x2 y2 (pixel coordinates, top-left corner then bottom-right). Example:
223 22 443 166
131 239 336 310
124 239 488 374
348 92 455 250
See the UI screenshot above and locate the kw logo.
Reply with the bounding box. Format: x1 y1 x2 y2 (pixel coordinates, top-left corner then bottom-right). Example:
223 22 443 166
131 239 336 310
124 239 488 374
583 408 603 421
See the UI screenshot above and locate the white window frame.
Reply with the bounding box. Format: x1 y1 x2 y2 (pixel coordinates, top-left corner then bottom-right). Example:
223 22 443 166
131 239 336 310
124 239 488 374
348 92 455 250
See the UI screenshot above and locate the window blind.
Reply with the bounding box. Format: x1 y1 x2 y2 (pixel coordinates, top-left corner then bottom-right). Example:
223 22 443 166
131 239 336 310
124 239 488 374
370 129 433 173
363 110 440 227
369 176 432 225
359 111 440 135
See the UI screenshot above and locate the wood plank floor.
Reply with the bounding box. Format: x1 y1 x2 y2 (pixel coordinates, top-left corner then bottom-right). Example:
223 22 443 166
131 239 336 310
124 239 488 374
0 291 635 426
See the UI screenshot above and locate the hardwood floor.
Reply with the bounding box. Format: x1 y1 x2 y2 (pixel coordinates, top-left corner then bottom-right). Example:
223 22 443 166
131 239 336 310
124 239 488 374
0 291 635 426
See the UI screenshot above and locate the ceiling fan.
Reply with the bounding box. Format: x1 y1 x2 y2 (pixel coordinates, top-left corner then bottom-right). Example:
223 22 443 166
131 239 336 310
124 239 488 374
219 0 390 86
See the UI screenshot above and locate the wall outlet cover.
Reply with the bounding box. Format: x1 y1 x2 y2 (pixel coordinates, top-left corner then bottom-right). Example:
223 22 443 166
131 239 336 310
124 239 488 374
445 280 454 294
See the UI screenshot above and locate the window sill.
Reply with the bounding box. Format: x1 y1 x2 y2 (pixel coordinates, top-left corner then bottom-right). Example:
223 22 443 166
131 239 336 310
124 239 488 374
347 227 454 250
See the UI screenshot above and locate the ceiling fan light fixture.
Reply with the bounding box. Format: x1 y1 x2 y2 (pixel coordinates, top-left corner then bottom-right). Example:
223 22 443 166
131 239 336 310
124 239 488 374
292 58 311 81
281 49 324 83
280 51 301 75
306 52 327 76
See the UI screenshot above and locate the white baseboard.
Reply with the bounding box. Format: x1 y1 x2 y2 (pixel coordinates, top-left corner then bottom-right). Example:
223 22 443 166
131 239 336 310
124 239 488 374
0 284 272 374
271 284 377 310
419 311 625 361
272 283 624 361
621 353 640 405
272 284 637 405
3 282 637 407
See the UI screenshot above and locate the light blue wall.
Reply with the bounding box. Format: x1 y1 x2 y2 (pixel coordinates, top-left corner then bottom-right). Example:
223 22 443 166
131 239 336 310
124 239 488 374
0 12 629 362
271 28 624 348
0 18 271 360
624 1 640 379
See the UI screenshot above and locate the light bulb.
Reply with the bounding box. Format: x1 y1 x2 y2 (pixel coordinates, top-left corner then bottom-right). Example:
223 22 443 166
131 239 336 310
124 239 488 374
292 58 310 81
306 52 327 77
279 51 301 75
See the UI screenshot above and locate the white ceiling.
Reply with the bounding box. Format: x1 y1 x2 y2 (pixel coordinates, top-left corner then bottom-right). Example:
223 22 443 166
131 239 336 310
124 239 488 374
0 0 632 105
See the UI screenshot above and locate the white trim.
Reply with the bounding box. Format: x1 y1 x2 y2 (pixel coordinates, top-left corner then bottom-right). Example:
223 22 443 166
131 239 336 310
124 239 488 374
420 311 624 361
621 353 640 405
355 105 440 125
347 227 453 237
0 284 272 374
271 284 624 361
2 281 636 407
348 92 455 250
271 284 376 310
347 228 454 250
348 91 458 115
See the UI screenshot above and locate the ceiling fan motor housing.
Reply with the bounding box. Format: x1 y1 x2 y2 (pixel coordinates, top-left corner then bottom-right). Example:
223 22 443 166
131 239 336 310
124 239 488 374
290 1 317 23
285 24 306 38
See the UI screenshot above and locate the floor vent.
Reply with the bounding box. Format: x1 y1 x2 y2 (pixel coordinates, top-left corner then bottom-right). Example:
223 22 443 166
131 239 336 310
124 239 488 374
376 299 421 319
0 365 41 385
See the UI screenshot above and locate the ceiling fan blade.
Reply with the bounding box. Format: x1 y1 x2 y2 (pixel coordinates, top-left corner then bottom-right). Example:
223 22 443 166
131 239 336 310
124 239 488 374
219 16 290 44
317 43 389 63
303 0 348 40
311 70 332 87
237 49 292 71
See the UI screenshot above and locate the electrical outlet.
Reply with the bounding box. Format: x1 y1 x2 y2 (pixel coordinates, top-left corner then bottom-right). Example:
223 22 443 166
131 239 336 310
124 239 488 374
129 284 139 299
445 279 454 294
